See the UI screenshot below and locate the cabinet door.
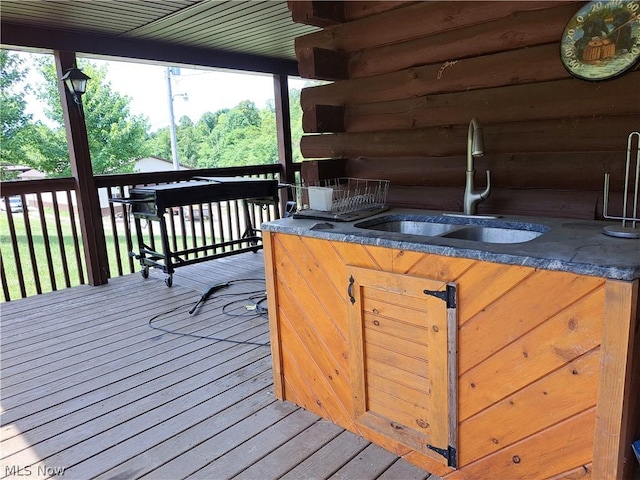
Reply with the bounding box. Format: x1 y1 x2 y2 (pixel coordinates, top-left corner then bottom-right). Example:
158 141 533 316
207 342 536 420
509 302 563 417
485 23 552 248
346 265 458 468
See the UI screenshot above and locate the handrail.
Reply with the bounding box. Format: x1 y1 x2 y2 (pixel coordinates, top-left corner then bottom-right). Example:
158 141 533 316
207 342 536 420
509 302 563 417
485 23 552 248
1 163 300 302
94 164 284 188
0 177 76 195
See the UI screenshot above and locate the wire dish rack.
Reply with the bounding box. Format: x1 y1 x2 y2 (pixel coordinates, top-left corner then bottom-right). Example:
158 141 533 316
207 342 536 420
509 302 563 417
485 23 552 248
293 178 390 221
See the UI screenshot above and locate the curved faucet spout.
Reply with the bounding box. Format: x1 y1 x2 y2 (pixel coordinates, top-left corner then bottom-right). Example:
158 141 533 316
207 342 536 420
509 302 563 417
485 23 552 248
464 118 491 215
467 118 484 171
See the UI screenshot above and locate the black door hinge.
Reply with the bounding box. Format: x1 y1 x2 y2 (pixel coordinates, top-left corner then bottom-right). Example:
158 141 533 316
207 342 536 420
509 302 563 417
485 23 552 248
426 444 457 468
423 284 456 308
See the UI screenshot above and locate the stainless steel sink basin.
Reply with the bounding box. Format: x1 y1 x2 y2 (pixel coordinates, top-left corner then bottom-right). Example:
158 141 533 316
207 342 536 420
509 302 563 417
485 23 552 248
355 215 549 244
441 226 545 243
360 220 458 236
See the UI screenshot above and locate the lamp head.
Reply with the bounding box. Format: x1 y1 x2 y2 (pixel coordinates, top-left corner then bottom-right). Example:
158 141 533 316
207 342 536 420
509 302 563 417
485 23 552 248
61 68 90 104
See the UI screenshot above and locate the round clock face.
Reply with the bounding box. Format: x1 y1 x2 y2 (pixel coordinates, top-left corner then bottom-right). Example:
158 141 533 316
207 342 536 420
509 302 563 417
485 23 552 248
560 0 640 81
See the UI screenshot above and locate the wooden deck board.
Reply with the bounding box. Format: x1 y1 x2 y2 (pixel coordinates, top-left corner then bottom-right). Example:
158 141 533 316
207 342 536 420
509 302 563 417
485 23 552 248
1 252 437 480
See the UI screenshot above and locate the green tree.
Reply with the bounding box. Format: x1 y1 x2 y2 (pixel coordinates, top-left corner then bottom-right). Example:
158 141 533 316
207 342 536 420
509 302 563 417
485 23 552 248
0 50 33 177
288 88 304 163
31 58 151 177
146 127 172 161
145 89 303 169
175 116 200 167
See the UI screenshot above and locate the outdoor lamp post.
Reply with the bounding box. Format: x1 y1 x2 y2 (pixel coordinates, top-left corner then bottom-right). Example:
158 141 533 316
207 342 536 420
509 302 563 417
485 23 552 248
61 67 90 104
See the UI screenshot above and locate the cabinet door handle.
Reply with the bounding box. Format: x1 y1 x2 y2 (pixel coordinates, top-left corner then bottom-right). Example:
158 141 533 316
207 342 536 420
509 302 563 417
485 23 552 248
347 276 356 304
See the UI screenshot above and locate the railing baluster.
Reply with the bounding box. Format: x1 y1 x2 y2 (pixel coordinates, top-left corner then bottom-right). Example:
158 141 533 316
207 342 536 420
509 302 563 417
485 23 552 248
1 252 11 301
216 202 225 253
3 204 26 299
234 200 242 250
199 204 208 256
119 185 135 274
2 163 295 300
67 190 85 286
21 196 41 295
106 187 124 277
177 208 188 260
167 207 178 258
207 203 216 256
51 190 72 288
35 191 56 291
188 205 198 259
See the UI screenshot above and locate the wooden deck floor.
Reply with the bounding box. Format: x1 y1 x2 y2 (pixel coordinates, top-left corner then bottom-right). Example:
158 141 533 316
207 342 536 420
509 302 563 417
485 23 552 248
1 252 438 480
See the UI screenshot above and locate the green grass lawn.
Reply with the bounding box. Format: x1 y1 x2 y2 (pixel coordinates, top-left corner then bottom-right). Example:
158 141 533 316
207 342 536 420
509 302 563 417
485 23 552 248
1 206 234 302
0 208 156 301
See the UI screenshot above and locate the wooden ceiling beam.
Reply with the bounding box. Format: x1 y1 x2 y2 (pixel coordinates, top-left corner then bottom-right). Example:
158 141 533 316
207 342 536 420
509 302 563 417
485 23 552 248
1 21 300 76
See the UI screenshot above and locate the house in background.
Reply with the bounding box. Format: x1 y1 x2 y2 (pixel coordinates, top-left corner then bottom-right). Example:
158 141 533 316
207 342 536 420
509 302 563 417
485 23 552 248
134 156 191 173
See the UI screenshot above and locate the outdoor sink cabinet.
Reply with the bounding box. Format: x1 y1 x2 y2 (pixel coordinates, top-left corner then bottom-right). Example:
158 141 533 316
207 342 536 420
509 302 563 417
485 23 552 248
261 209 640 479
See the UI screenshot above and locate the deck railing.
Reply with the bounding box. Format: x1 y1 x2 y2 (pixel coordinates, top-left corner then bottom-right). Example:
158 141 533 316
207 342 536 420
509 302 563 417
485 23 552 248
1 164 298 302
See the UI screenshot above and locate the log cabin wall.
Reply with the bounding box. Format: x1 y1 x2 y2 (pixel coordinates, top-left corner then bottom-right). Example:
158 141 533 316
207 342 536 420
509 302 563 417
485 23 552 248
289 0 640 220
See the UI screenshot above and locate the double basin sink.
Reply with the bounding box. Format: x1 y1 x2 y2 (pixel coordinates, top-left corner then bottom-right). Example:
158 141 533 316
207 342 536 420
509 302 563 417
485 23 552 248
355 214 549 244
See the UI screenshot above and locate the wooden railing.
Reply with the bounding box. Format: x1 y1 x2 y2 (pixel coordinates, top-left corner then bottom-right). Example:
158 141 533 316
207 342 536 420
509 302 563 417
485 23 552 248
1 164 299 302
1 177 83 301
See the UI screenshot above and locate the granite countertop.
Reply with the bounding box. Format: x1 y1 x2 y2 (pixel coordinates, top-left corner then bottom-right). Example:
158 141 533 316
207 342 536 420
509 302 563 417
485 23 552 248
262 208 640 281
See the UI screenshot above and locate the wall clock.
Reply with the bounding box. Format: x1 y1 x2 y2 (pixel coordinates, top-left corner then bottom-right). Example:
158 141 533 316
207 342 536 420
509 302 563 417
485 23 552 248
560 0 640 81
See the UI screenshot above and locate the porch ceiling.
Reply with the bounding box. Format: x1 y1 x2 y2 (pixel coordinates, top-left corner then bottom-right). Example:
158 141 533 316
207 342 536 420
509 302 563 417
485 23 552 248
0 0 318 75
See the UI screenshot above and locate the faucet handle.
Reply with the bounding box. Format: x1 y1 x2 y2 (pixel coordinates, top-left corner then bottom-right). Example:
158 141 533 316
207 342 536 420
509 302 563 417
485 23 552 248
480 170 491 200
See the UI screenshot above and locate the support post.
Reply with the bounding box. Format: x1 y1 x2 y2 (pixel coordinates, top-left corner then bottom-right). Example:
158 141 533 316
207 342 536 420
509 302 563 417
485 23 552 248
273 74 295 212
55 51 109 285
593 279 639 479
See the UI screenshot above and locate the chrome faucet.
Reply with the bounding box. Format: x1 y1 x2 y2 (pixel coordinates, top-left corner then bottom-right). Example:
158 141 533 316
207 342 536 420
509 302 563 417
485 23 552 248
463 118 491 215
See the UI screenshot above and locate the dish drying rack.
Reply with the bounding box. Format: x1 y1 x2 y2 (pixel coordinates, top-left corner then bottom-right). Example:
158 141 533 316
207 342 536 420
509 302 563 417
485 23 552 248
602 131 640 239
293 178 390 221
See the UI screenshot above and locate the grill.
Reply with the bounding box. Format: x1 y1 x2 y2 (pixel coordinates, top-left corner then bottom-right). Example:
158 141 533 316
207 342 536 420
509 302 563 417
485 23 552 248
114 176 279 286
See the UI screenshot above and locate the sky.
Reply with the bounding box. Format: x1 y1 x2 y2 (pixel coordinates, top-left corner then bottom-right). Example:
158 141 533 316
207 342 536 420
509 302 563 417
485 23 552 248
17 51 310 132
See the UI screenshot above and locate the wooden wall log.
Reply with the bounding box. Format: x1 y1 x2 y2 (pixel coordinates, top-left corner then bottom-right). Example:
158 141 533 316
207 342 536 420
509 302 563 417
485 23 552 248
291 0 638 221
346 152 630 191
304 104 345 133
386 185 462 212
340 74 640 133
342 1 418 21
387 185 633 220
301 43 570 108
288 1 344 27
349 2 581 78
300 158 347 185
301 116 639 159
295 1 571 58
387 185 602 219
297 47 349 80
287 1 417 27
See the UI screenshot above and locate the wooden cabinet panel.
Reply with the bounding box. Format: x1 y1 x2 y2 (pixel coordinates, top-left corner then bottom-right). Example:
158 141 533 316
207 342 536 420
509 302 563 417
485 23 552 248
347 266 458 468
449 408 597 480
459 349 601 464
265 231 639 478
459 285 604 421
458 270 605 374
